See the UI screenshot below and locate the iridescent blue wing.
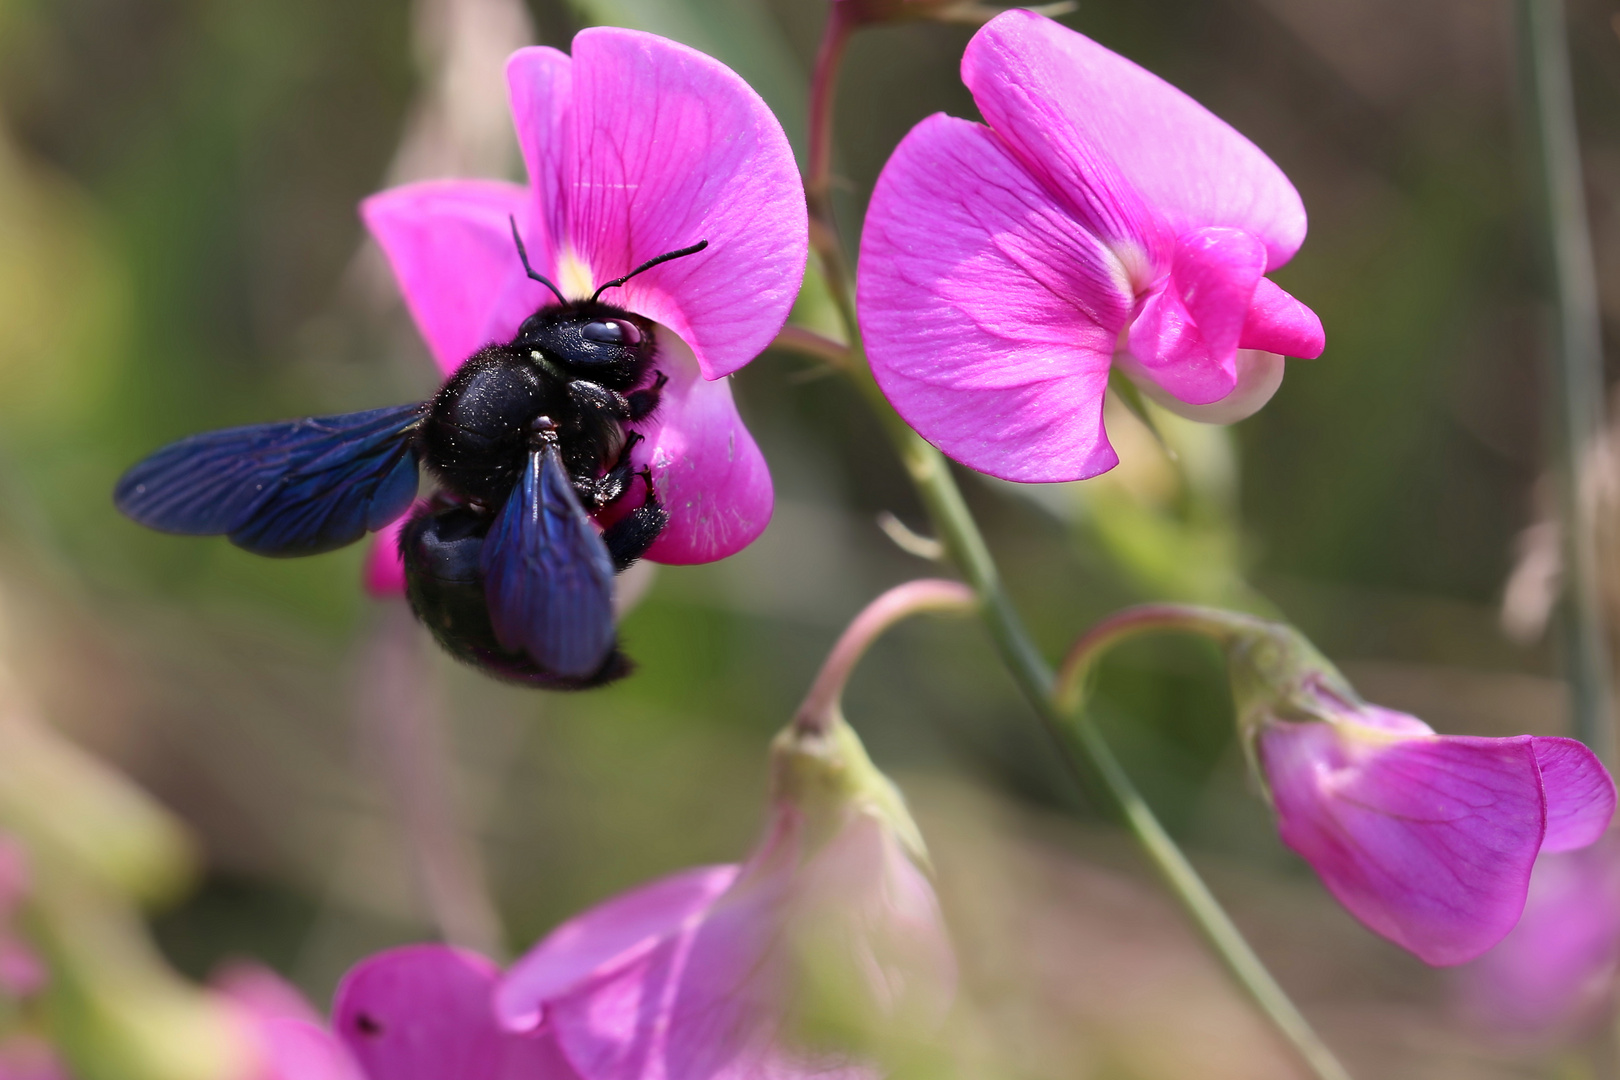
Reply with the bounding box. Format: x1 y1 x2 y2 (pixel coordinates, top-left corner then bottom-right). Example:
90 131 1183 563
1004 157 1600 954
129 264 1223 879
114 404 423 557
481 440 616 679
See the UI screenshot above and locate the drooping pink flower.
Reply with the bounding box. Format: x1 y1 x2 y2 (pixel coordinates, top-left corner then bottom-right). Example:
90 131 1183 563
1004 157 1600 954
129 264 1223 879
1256 683 1616 966
494 719 954 1080
856 11 1323 482
1453 833 1620 1037
362 27 806 580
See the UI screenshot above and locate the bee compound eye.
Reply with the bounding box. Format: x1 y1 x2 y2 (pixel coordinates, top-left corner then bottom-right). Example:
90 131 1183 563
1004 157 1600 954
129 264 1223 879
581 319 641 346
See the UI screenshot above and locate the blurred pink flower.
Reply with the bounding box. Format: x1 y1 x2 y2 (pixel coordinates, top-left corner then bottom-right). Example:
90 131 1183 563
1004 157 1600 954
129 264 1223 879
361 26 806 586
856 10 1323 483
0 1036 72 1080
224 950 580 1080
493 723 954 1080
1454 833 1620 1037
0 835 45 1000
1256 682 1616 966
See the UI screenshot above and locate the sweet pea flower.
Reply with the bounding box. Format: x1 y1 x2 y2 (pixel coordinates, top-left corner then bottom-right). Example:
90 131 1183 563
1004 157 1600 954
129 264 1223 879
856 11 1323 482
363 27 806 578
1453 833 1620 1037
494 716 954 1080
1230 636 1617 966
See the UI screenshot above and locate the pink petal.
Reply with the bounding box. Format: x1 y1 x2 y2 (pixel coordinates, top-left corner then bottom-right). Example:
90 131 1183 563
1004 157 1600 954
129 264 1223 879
626 331 772 564
1455 836 1620 1034
562 28 806 380
254 1018 368 1080
212 962 324 1027
1123 227 1267 405
857 113 1129 483
963 10 1308 270
1260 722 1546 966
1239 277 1325 358
495 864 739 1032
335 945 578 1080
506 47 573 278
362 180 547 375
362 512 416 598
1532 737 1617 853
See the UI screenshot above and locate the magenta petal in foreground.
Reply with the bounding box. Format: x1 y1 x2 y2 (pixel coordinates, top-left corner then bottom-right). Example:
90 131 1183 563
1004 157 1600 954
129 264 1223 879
1260 721 1548 966
336 945 579 1080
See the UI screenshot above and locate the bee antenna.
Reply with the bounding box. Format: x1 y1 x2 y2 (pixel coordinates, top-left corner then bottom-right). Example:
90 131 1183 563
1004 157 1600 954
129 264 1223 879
589 240 709 304
508 216 568 306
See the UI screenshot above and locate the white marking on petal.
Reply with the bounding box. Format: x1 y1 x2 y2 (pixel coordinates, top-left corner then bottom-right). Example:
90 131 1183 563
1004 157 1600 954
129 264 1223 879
556 246 595 300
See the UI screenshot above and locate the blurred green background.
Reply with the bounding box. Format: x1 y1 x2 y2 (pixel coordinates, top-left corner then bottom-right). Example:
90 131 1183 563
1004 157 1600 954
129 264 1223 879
1 0 1617 1076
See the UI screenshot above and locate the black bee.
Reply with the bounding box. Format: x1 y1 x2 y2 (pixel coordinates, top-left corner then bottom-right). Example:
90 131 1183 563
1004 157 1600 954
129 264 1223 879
115 220 707 689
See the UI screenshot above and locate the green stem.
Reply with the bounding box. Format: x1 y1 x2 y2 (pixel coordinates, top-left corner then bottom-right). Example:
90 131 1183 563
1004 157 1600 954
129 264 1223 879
1519 0 1615 764
804 15 1351 1077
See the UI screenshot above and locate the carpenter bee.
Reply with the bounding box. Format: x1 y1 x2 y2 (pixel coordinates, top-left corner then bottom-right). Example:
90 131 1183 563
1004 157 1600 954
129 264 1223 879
115 221 707 689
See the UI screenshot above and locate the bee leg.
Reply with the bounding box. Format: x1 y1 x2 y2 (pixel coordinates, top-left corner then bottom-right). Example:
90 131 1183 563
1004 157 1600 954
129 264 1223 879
626 371 669 422
586 431 644 510
567 380 632 420
601 468 667 571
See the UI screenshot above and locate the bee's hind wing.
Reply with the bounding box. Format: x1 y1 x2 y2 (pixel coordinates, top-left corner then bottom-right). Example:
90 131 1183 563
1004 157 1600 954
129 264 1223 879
114 403 424 557
480 440 617 680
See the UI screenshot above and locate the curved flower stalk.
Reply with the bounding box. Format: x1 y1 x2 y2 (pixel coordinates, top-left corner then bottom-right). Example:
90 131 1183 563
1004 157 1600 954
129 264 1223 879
856 11 1324 483
363 26 806 581
1453 833 1620 1038
1057 605 1618 966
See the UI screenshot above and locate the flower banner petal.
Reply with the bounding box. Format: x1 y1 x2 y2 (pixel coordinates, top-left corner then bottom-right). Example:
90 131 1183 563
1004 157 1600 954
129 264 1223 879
858 113 1130 482
963 10 1308 269
363 180 549 375
1261 722 1545 966
1532 736 1617 853
506 47 573 273
563 28 806 379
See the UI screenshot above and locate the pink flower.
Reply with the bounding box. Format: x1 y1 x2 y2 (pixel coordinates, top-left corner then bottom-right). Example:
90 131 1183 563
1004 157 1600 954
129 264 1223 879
856 11 1323 482
223 950 582 1080
493 719 954 1080
362 28 805 578
1454 834 1620 1037
1255 683 1616 966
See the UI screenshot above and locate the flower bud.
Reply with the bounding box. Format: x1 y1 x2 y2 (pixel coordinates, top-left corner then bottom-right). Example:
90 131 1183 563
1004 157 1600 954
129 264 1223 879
494 713 953 1079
